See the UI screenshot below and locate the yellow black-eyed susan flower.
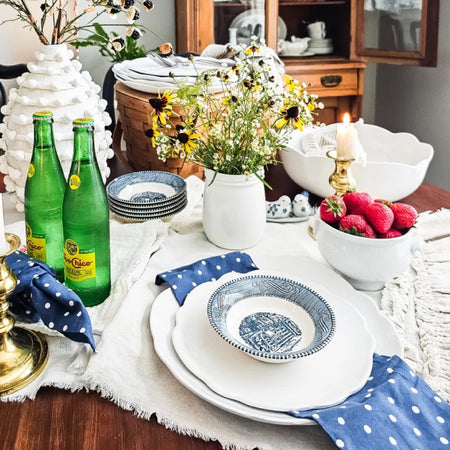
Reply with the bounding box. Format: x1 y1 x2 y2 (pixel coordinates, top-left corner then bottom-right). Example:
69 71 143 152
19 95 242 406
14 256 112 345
149 90 175 125
276 102 303 130
144 126 160 147
176 128 200 154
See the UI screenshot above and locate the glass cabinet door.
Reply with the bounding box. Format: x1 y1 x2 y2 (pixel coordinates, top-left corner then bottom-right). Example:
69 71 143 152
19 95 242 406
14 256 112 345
354 0 439 66
213 0 268 47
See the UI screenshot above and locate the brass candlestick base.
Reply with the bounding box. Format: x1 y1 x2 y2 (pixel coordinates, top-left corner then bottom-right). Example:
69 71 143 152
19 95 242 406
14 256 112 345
0 233 48 397
327 150 357 197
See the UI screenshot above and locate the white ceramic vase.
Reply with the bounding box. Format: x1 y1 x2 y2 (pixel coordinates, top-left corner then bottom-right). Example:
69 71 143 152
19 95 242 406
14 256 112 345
202 168 266 249
0 44 113 211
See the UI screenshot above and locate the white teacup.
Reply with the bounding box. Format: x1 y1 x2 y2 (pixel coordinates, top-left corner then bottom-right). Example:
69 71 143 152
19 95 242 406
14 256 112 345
307 21 326 40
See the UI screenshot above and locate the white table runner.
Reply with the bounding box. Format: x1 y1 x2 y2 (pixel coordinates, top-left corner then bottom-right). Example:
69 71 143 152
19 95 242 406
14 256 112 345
2 179 449 450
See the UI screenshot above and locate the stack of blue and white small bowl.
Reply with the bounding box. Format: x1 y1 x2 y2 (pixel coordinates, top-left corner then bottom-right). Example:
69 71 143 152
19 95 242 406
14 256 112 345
106 171 187 222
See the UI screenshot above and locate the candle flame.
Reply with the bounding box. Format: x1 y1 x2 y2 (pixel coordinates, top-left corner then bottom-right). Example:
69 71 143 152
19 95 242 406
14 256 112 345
343 113 350 126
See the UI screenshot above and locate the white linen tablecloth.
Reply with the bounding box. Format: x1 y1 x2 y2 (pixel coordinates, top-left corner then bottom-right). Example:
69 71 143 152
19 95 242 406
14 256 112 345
2 179 449 450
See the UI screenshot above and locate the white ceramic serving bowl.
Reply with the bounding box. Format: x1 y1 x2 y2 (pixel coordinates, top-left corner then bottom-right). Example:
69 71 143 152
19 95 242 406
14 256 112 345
281 124 434 201
313 218 421 291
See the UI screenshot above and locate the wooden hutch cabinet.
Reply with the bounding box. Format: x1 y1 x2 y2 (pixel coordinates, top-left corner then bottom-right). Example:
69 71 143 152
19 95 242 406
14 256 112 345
175 0 439 125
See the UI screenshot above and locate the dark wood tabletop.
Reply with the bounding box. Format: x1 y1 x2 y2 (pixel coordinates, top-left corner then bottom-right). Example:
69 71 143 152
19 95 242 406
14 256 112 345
2 178 450 450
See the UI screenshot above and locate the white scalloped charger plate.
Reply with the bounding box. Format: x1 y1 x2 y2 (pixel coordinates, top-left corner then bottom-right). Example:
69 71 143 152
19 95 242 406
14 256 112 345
150 256 403 425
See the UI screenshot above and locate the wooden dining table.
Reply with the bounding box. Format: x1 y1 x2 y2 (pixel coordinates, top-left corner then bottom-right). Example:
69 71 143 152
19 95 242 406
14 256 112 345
2 180 450 450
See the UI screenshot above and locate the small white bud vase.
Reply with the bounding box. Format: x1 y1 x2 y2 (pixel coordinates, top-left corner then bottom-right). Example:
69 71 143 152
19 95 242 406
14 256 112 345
0 44 113 211
202 169 266 249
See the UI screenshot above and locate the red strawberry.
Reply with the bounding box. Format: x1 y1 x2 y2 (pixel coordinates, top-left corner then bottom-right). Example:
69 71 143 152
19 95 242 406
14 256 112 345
339 214 376 238
320 195 347 224
343 192 374 215
365 202 394 234
378 228 403 239
390 202 418 230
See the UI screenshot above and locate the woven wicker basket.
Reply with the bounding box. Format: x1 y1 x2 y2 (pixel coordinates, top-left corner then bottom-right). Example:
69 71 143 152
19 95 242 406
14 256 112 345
113 82 204 179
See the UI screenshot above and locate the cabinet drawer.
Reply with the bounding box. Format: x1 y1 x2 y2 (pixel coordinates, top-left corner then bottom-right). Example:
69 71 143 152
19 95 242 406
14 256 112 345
288 69 360 98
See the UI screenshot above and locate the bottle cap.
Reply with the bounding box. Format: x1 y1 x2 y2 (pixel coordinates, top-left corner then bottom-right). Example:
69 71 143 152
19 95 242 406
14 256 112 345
73 118 94 128
33 111 53 120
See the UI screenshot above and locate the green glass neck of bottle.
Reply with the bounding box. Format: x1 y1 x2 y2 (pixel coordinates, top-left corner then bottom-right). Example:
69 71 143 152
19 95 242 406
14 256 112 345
33 119 54 150
73 126 97 163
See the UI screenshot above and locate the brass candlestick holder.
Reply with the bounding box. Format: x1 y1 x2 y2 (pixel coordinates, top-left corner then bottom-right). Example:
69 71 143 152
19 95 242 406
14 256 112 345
0 233 48 397
327 150 357 197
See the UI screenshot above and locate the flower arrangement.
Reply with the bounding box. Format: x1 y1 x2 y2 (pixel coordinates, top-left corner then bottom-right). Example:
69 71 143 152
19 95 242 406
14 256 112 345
148 42 323 183
0 0 156 45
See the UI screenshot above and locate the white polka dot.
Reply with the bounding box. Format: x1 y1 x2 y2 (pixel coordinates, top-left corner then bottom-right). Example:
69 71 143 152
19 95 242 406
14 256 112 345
440 437 449 445
412 405 420 414
48 322 54 328
30 293 33 299
201 261 206 265
368 376 373 381
28 261 34 266
26 310 31 315
410 370 416 377
192 282 197 287
339 405 347 409
312 413 320 419
251 263 256 267
45 302 51 309
336 439 345 448
388 397 395 404
44 282 50 288
435 396 443 403
161 274 166 278
437 416 445 424
80 327 86 333
364 425 372 434
172 284 177 290
76 311 82 317
216 265 221 270
365 393 372 398
236 257 241 263
211 277 216 281
33 274 39 279
389 436 397 446
177 274 183 279
337 417 345 425
388 378 396 384
197 270 202 275
413 428 421 436
55 292 61 297
410 387 418 394
69 300 74 306
64 311 70 317
367 388 374 392
387 367 394 373
17 279 21 284
63 325 68 331
364 404 372 411
389 414 397 423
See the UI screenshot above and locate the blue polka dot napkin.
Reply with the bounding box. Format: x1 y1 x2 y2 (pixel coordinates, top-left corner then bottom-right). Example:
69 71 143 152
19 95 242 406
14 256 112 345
155 251 258 306
6 250 95 350
290 354 450 450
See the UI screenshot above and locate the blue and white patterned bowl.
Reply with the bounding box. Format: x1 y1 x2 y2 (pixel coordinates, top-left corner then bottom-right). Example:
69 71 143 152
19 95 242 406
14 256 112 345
207 274 335 363
106 171 186 206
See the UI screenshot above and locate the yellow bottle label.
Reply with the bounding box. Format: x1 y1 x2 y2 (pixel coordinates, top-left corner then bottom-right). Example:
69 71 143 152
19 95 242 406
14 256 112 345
28 164 35 178
25 223 46 261
69 174 81 190
63 239 96 282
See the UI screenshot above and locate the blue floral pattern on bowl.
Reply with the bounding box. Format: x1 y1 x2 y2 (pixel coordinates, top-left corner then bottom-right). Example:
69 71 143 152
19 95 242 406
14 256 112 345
207 274 336 363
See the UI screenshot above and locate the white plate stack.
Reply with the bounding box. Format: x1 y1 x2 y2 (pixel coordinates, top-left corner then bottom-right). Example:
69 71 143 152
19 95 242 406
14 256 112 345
106 171 187 222
308 38 333 55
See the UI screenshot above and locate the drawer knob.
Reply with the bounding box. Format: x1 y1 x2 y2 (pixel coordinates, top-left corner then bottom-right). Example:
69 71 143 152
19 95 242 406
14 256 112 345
321 75 342 88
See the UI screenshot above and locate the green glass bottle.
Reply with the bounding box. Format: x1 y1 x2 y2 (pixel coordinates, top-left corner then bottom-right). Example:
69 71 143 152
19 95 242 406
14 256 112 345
63 118 111 306
25 111 66 281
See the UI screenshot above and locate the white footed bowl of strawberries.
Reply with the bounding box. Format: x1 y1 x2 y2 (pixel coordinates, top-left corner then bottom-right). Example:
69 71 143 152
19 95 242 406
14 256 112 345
282 124 434 201
313 192 421 291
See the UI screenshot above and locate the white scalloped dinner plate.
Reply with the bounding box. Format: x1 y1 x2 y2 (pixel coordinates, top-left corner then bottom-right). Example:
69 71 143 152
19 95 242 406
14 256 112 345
150 256 403 425
171 270 375 412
